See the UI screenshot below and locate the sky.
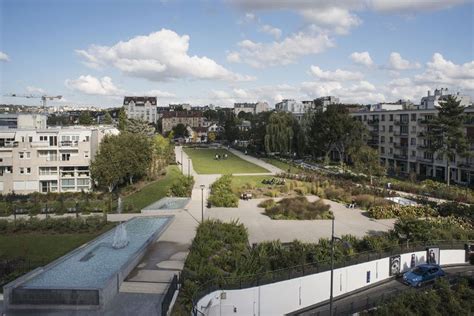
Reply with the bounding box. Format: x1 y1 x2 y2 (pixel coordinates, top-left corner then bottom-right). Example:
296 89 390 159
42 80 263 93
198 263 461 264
0 0 473 108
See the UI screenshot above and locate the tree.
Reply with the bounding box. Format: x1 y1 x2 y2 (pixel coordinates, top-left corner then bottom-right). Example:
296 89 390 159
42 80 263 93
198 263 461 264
79 111 94 125
103 112 113 125
224 115 240 143
352 145 386 184
118 108 127 131
173 123 189 138
308 104 367 166
126 118 155 136
119 133 153 184
426 96 469 185
264 112 294 154
208 131 216 143
90 135 124 192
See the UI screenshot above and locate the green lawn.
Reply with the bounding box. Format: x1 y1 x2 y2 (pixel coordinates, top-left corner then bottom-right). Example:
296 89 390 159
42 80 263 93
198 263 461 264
122 165 182 212
184 148 269 174
231 175 274 191
262 158 295 173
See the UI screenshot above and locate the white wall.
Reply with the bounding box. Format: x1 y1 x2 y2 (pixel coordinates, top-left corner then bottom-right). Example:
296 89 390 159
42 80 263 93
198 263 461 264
197 249 467 316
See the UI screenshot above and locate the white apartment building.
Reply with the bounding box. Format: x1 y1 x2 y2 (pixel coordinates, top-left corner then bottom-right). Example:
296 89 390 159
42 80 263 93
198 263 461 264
420 88 471 109
0 113 47 129
351 106 474 186
233 102 269 115
123 96 158 124
0 126 119 194
275 99 310 121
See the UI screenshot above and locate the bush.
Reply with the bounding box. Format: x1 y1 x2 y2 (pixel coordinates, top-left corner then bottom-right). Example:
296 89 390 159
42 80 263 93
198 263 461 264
324 186 350 203
368 205 437 219
0 216 108 234
352 194 393 210
258 199 276 209
264 197 332 220
169 175 194 197
208 175 239 207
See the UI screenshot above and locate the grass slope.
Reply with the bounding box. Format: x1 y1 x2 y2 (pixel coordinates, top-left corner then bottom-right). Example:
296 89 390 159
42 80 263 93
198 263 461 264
184 148 269 174
122 165 182 211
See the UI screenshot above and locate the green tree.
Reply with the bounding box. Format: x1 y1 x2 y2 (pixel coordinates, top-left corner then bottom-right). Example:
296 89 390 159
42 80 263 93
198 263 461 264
426 96 469 185
79 111 94 125
126 118 155 136
308 104 367 166
173 123 189 138
90 135 124 192
103 112 113 125
119 133 153 184
352 145 386 184
118 108 127 131
264 112 294 154
224 115 240 143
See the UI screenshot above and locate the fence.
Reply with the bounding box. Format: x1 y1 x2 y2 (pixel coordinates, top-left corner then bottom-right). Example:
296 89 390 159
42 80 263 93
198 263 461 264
0 259 47 288
161 274 179 316
190 240 471 309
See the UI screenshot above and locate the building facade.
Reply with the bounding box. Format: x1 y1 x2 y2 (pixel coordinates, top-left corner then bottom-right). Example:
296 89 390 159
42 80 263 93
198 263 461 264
420 88 471 109
0 126 119 194
0 113 47 129
275 99 310 121
161 111 206 133
351 106 474 186
233 102 269 115
123 96 158 124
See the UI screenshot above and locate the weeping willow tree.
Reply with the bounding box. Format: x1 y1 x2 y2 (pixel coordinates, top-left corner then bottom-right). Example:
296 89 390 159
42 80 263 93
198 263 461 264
264 112 294 154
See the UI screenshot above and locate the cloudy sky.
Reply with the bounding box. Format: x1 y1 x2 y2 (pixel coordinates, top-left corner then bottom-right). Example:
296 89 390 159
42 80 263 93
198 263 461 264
0 0 473 108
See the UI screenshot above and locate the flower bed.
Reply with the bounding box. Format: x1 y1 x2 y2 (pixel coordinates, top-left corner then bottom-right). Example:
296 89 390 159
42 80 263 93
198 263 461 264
368 205 437 219
260 197 332 220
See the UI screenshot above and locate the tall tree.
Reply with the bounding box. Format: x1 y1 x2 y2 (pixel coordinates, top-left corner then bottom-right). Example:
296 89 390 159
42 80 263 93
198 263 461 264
308 104 367 166
118 108 127 131
224 115 240 143
352 145 386 184
126 118 155 136
79 111 94 125
90 135 123 192
119 133 153 184
264 112 294 155
426 96 469 185
173 123 189 138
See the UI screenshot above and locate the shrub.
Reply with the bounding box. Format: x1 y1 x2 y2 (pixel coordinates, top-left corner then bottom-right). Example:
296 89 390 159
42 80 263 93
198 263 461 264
169 175 194 197
264 190 279 197
0 216 108 234
352 194 393 210
294 187 307 196
208 175 238 207
368 205 437 219
258 199 276 209
324 186 350 203
264 197 332 220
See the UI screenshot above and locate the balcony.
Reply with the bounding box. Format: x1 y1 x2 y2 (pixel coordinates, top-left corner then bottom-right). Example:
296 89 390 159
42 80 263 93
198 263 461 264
0 142 19 148
417 144 431 150
367 119 379 125
393 131 408 137
417 157 434 163
394 154 408 160
394 143 408 149
60 140 79 147
394 120 408 126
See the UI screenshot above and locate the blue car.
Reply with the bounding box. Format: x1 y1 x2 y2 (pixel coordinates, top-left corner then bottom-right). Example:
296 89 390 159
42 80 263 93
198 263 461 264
403 264 446 287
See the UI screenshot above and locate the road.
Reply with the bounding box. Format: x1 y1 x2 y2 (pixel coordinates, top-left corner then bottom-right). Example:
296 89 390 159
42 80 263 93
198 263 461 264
290 265 474 316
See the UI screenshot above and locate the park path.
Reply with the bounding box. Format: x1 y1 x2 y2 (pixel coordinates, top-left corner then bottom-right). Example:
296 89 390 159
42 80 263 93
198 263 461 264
228 147 283 175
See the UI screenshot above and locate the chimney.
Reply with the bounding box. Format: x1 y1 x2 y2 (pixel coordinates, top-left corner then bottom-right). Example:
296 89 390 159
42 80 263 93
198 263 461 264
427 90 431 96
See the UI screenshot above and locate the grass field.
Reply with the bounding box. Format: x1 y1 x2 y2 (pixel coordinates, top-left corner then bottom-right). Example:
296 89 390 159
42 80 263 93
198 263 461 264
184 148 269 174
122 165 182 211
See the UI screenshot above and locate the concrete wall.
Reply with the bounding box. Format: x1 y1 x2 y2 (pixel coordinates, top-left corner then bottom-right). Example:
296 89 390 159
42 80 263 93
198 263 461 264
197 249 467 316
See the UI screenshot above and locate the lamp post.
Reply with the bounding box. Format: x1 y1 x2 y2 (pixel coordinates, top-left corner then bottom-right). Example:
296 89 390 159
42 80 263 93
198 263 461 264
188 158 191 178
329 216 351 316
200 184 205 223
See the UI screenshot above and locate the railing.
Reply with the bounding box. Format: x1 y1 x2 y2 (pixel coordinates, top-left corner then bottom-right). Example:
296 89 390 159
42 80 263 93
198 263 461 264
161 274 179 316
417 157 434 163
0 142 19 148
60 140 79 147
190 240 470 310
394 154 408 160
394 120 408 126
367 120 379 125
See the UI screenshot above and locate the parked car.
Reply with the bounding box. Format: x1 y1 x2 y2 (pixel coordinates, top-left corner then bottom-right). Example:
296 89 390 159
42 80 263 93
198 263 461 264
402 264 445 287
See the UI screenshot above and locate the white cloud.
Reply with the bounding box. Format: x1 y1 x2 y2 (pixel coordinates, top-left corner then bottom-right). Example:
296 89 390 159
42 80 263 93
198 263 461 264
76 29 253 82
310 66 363 81
350 51 374 67
300 7 361 34
145 89 176 98
0 51 10 62
65 75 124 96
26 86 45 94
369 0 467 13
226 52 241 63
388 52 421 70
259 24 282 39
227 31 334 68
414 53 474 91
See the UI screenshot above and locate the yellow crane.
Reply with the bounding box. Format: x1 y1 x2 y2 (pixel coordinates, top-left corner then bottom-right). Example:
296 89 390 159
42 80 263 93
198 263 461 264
4 93 62 108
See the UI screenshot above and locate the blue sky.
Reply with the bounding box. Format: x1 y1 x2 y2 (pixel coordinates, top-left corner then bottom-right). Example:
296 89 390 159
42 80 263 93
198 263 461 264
0 0 473 107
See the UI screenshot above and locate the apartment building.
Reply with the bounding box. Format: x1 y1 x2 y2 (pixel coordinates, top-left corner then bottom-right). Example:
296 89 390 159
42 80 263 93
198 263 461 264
0 113 47 129
0 126 119 194
233 102 269 115
351 106 474 186
161 111 206 133
275 99 310 121
123 96 157 124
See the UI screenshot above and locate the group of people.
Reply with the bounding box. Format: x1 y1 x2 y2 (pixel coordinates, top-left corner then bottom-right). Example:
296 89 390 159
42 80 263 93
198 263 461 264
215 153 228 160
347 199 357 209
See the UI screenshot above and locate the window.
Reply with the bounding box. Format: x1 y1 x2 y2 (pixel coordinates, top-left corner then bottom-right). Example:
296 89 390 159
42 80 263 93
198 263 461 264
26 167 31 174
77 179 90 187
389 114 393 121
363 115 367 121
19 152 24 159
389 148 393 154
84 151 89 158
401 126 409 134
21 136 25 142
380 147 385 154
381 136 385 143
411 151 416 157
411 138 416 145
39 167 58 175
61 153 71 161
19 167 24 174
389 137 393 143
411 113 417 121
424 152 433 159
381 114 385 121
28 136 33 142
389 126 393 132
40 136 48 141
381 125 385 132
411 126 416 132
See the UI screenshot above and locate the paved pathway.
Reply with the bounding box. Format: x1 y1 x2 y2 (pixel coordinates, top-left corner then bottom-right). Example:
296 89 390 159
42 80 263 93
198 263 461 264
208 196 395 244
228 148 283 175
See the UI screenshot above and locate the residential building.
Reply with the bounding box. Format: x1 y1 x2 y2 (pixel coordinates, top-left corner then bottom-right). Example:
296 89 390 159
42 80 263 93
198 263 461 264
315 96 340 108
0 113 47 129
161 111 206 133
0 126 119 194
275 99 309 121
420 88 471 109
123 96 157 124
233 102 269 115
351 105 474 186
169 103 192 111
369 100 414 112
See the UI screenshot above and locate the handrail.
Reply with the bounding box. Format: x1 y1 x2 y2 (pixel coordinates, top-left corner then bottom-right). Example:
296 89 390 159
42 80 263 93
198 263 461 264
189 239 471 307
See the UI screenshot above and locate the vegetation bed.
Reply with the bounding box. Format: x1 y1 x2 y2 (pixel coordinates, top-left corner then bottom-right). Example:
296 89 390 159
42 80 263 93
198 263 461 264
260 197 333 220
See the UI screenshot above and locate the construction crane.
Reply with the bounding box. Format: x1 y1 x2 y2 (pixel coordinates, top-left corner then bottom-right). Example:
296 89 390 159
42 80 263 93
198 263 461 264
4 93 62 108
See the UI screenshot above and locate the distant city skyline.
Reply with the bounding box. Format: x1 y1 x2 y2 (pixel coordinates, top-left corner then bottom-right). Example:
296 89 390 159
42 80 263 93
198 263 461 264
0 0 473 108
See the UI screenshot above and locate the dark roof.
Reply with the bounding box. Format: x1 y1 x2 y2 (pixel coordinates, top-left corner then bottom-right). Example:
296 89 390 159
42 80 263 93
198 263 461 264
162 111 203 118
123 96 157 106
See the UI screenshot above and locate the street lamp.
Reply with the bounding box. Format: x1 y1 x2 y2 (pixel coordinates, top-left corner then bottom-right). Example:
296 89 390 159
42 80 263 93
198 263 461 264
329 216 351 316
200 184 205 223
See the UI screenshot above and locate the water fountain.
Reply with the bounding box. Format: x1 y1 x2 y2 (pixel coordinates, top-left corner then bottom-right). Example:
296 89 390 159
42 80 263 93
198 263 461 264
112 197 129 249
